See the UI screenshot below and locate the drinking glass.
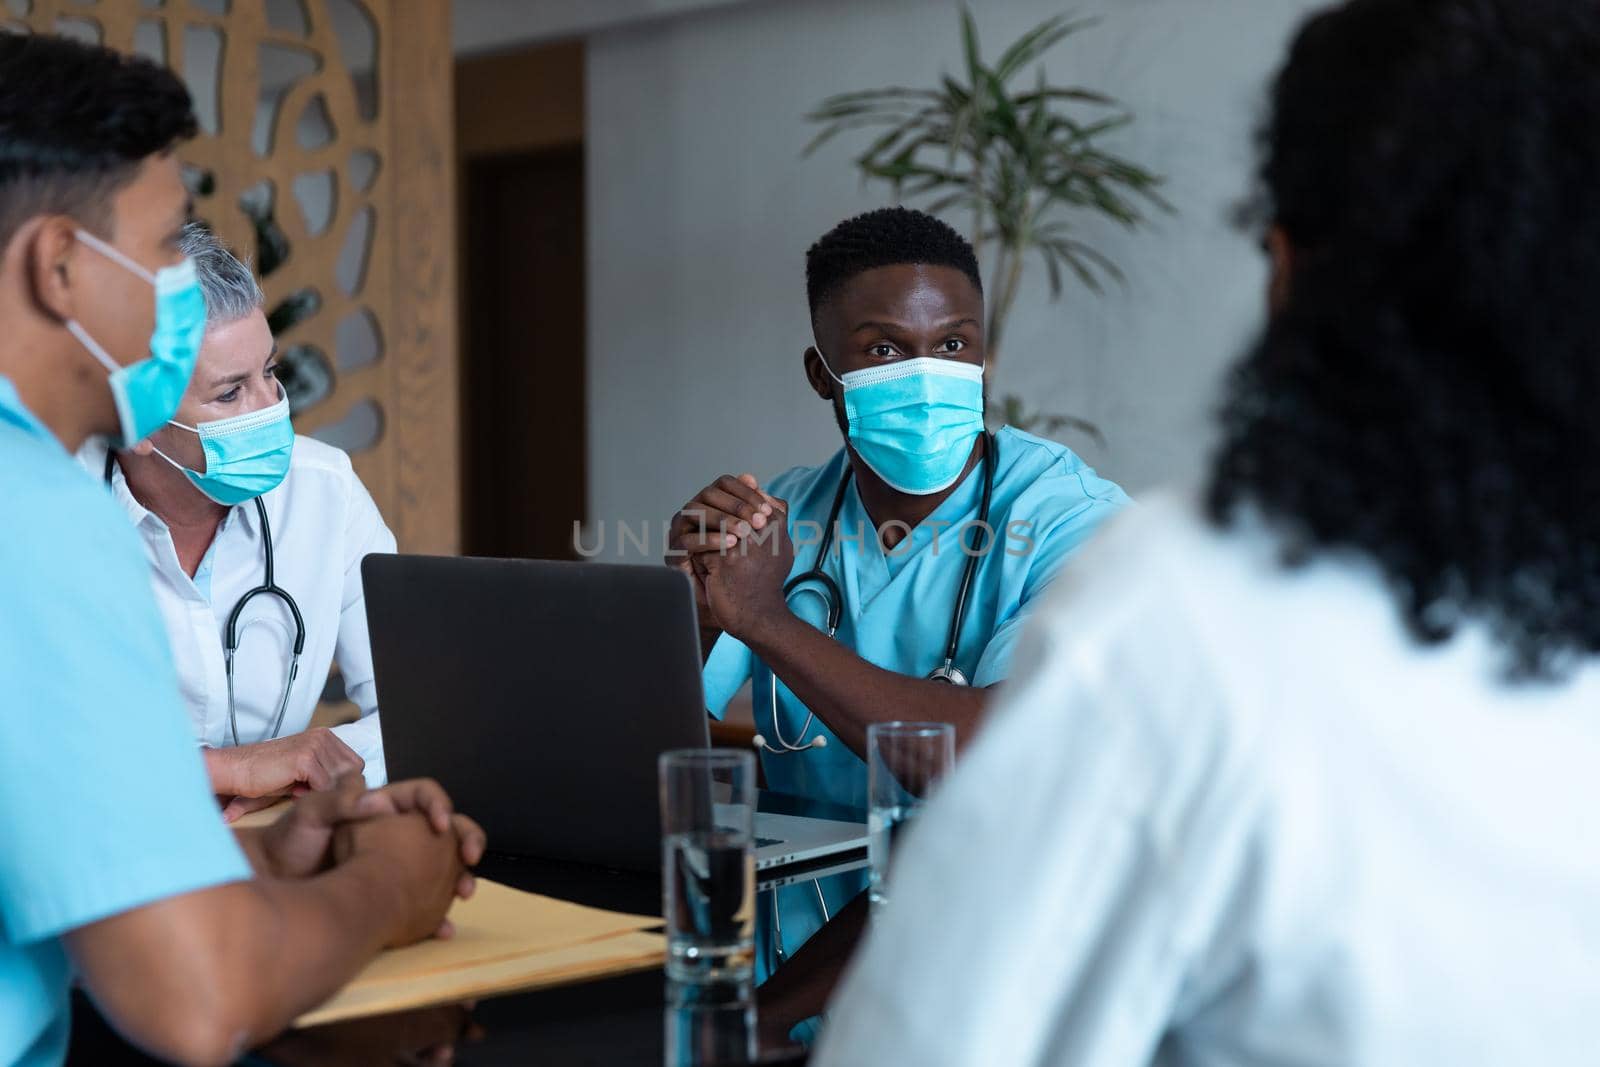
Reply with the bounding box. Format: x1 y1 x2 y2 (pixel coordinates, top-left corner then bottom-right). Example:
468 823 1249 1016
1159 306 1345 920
660 749 757 984
867 721 955 910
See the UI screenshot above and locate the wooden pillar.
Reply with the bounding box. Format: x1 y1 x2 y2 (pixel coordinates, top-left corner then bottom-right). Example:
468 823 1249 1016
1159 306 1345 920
383 0 460 554
16 0 461 555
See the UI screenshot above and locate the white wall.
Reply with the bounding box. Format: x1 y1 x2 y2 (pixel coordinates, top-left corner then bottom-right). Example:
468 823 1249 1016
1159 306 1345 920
585 0 1326 553
452 0 759 55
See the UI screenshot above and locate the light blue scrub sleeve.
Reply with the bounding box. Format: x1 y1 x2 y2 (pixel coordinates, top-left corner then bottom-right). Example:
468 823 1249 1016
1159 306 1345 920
972 492 1128 688
0 474 250 947
701 632 754 721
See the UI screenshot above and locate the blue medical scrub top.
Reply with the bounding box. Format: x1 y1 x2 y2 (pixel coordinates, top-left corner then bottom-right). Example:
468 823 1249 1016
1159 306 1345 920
0 376 251 1067
702 427 1129 974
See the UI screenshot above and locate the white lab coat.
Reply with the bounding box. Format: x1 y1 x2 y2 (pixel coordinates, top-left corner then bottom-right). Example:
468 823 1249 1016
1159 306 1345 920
816 490 1600 1067
80 435 393 786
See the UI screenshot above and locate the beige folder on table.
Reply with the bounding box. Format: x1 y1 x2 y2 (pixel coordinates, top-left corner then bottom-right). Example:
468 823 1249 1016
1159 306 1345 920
295 879 665 1027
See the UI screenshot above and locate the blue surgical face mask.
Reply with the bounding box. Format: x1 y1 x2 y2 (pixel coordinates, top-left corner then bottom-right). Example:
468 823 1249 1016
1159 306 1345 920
66 229 207 448
153 382 296 506
819 349 986 495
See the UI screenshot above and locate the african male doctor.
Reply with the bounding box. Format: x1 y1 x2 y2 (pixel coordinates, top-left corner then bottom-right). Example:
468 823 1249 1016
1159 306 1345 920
665 206 1130 975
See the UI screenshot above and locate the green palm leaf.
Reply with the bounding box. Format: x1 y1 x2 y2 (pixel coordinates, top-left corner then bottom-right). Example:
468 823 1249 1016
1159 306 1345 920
995 14 1097 83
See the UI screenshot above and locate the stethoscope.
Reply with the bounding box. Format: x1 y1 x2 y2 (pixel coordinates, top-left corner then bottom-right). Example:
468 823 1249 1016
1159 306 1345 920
753 432 996 757
105 453 306 747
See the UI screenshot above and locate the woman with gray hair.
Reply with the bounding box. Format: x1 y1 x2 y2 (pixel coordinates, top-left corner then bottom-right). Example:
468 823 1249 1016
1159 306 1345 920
81 222 393 818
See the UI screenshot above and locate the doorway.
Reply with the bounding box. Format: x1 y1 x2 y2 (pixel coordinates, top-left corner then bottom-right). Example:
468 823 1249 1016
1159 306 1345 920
456 41 586 560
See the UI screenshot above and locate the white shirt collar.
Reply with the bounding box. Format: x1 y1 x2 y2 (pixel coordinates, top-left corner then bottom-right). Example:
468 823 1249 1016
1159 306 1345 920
98 445 255 537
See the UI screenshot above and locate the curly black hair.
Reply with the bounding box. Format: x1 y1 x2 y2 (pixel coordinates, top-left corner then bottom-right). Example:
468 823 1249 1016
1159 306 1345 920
0 32 195 249
805 206 982 319
1209 0 1600 676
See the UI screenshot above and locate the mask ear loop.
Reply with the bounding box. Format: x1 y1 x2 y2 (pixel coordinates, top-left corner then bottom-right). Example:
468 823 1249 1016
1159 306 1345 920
74 228 157 284
147 442 203 479
68 232 156 440
813 342 846 388
64 319 127 381
65 319 143 449
143 416 206 479
153 381 291 479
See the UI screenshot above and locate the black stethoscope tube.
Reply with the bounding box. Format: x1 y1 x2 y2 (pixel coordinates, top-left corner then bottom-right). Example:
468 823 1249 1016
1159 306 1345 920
104 452 306 745
782 432 995 685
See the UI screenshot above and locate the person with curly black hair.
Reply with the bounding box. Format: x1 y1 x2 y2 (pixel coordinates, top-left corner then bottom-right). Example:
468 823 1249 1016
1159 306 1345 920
663 205 1128 988
816 1 1600 1063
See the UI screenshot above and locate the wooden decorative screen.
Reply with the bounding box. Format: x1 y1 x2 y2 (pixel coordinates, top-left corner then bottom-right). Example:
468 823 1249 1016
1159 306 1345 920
6 0 459 553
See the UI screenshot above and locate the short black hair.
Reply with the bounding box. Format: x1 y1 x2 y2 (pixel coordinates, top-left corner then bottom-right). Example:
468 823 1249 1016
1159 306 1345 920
0 32 195 251
1209 0 1600 676
805 206 983 319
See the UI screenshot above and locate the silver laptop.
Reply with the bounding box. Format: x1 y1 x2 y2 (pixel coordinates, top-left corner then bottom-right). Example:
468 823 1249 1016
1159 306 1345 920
363 555 866 873
752 812 864 871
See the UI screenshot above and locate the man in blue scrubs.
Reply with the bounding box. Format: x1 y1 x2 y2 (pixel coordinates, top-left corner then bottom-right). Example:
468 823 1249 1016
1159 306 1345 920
0 34 481 1065
666 207 1129 974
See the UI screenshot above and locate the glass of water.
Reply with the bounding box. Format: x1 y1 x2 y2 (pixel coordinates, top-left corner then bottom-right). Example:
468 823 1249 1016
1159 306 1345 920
867 721 955 911
660 749 757 985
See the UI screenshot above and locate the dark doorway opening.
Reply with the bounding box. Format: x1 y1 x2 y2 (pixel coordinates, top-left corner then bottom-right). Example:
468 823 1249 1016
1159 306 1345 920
461 146 586 560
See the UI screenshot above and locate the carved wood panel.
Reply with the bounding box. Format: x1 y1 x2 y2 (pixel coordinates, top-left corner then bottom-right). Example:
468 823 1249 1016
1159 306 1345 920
7 0 459 554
